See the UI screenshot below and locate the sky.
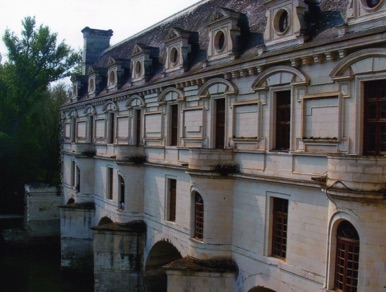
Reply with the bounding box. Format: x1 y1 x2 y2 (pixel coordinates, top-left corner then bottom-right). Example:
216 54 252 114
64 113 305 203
0 0 202 60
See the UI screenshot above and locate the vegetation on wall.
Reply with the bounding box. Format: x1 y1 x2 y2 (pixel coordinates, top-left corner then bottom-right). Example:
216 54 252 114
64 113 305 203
0 16 81 213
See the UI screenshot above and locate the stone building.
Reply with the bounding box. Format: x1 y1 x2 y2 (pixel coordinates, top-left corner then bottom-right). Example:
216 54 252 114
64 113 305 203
60 0 386 291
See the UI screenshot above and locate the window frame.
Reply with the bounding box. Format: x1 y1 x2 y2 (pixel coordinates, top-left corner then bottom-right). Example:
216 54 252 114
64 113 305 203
165 178 177 222
118 174 125 210
193 192 204 241
272 89 291 151
168 103 179 146
270 197 289 259
334 221 360 292
107 167 114 200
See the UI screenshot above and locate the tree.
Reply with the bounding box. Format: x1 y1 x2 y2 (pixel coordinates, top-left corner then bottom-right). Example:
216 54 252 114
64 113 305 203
0 17 81 213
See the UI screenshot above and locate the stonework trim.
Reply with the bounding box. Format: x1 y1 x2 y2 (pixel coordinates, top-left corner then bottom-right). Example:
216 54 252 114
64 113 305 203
325 211 363 291
125 94 145 109
198 78 238 99
252 65 308 90
158 87 185 104
102 101 119 112
330 48 386 79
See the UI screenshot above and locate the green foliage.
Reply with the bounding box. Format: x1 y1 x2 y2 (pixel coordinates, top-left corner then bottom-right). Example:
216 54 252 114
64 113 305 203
0 17 81 213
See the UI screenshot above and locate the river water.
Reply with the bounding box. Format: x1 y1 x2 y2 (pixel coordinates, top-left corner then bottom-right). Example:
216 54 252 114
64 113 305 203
0 241 94 292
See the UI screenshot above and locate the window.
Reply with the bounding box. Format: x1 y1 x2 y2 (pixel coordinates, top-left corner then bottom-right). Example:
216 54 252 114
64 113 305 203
363 79 386 155
75 166 80 192
89 115 94 143
170 47 179 66
135 109 142 146
194 192 204 240
274 9 289 34
107 167 113 200
170 104 179 146
118 175 125 210
214 30 226 52
215 98 225 149
365 0 381 8
109 70 116 86
271 197 288 259
167 179 177 222
275 90 291 151
334 221 360 292
71 118 76 143
108 112 115 144
71 161 76 187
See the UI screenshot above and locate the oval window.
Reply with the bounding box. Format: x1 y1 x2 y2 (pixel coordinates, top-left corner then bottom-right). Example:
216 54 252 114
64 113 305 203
170 47 179 66
109 71 115 85
88 78 95 93
274 9 290 34
214 30 226 52
135 61 142 77
366 0 381 8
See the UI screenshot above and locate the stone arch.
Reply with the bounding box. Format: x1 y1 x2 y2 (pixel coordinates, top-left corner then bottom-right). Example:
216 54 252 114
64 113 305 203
252 65 308 89
248 287 276 292
144 240 182 292
125 94 145 108
102 101 118 112
83 105 96 116
198 77 238 98
326 211 362 290
97 216 113 226
68 109 78 118
158 87 185 104
330 48 386 79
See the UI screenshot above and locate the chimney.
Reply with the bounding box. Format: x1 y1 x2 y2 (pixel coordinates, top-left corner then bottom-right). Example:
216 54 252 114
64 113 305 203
81 27 113 75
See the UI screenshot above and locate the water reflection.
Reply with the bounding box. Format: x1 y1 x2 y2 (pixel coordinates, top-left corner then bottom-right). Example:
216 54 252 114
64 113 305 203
0 242 94 292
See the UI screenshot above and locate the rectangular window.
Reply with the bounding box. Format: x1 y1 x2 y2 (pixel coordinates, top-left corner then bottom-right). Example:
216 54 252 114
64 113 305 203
363 79 386 155
89 116 94 143
170 104 178 146
167 179 177 222
107 167 113 200
215 98 225 149
135 109 141 146
71 161 76 186
271 197 288 259
71 118 76 143
108 113 115 144
275 91 291 151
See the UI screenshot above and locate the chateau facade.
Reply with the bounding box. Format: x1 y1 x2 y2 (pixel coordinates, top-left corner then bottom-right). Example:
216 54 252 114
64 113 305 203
60 0 386 291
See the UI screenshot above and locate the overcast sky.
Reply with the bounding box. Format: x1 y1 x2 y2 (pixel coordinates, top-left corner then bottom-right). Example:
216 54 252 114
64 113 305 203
0 0 201 59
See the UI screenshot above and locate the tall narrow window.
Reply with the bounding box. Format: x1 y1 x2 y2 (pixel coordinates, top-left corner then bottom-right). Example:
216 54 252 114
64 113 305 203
75 166 80 192
275 91 291 151
170 104 178 146
215 98 225 149
118 175 125 209
71 161 76 187
89 116 94 143
194 193 204 240
107 167 113 200
71 118 76 143
271 197 288 259
334 221 360 292
363 79 386 155
108 112 115 144
167 179 177 222
135 109 141 146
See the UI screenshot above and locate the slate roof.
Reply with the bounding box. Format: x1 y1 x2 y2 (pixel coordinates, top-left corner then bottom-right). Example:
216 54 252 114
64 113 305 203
71 0 351 101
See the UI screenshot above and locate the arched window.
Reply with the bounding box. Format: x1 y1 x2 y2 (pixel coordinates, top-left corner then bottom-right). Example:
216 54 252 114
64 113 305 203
194 193 204 240
118 175 125 210
335 221 360 292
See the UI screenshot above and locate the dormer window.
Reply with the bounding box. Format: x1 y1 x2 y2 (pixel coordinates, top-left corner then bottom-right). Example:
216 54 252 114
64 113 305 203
263 1 308 50
106 57 129 91
164 27 197 74
347 0 385 31
206 8 248 64
131 44 158 83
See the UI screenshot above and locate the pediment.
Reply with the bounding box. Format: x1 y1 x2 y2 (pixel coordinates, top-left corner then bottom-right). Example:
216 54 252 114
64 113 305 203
132 43 150 56
166 27 190 40
209 7 238 23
